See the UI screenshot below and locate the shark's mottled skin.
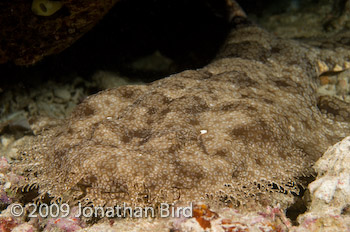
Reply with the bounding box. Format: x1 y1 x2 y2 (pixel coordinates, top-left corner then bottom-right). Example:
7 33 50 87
16 6 350 209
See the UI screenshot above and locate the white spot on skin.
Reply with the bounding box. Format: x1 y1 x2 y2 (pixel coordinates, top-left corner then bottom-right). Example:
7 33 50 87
200 130 207 134
289 125 295 132
4 182 11 189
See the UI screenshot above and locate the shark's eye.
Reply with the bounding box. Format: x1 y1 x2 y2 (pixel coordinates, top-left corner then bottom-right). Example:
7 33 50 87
31 0 63 16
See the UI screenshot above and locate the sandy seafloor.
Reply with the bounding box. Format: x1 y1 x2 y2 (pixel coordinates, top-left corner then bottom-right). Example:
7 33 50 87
0 0 350 231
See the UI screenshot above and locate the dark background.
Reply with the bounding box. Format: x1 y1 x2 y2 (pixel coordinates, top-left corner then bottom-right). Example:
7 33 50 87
0 0 326 87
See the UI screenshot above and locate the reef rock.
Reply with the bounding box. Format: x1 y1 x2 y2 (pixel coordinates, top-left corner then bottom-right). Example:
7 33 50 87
0 0 118 65
308 136 350 215
295 136 350 231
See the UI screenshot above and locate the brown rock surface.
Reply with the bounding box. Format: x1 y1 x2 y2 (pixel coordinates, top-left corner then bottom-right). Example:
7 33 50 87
0 0 118 65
